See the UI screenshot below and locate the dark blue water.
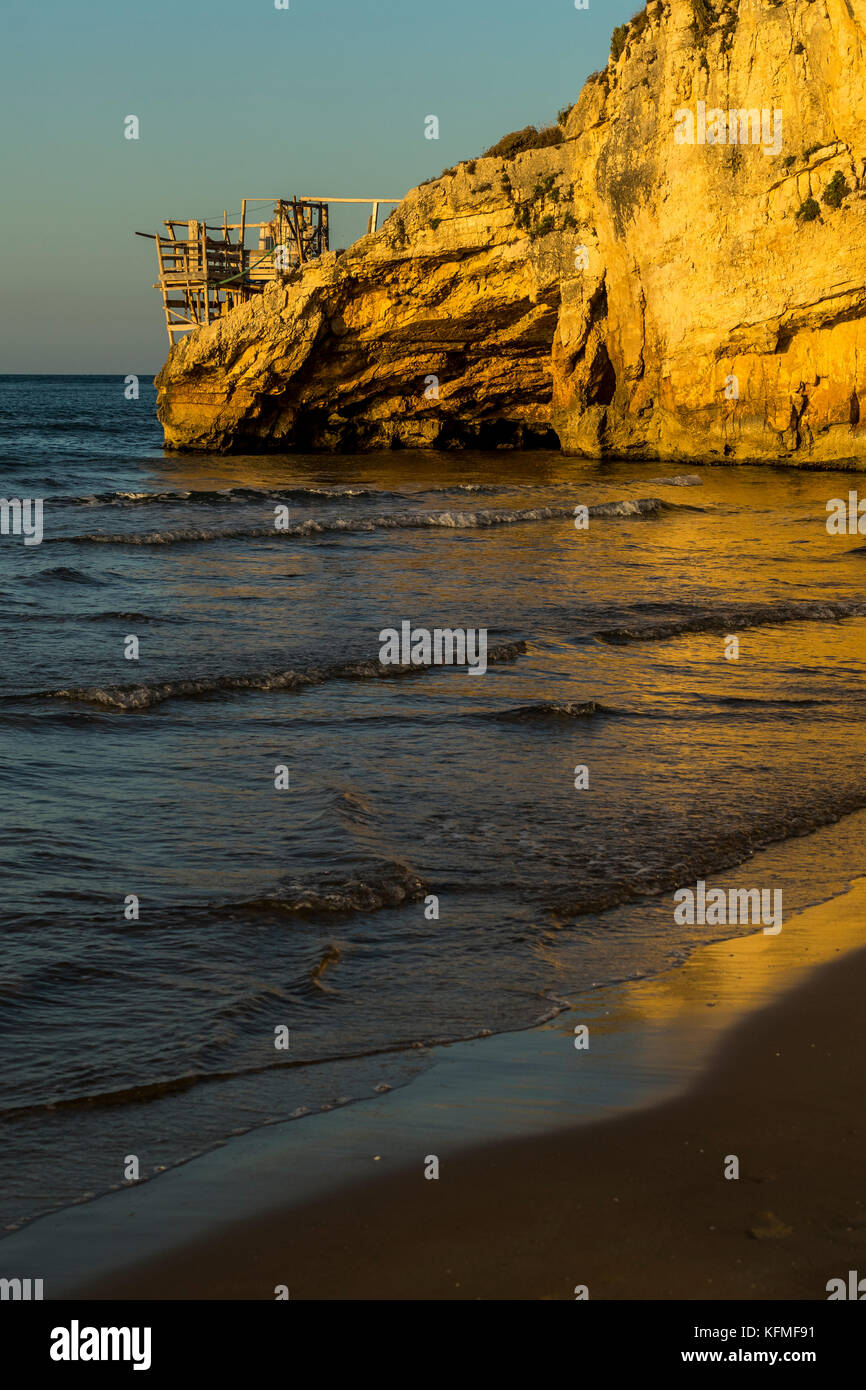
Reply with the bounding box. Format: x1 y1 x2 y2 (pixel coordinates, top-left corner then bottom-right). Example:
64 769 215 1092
2 374 866 1232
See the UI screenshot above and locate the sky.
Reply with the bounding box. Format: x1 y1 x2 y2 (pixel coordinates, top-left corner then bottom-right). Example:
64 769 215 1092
0 0 638 373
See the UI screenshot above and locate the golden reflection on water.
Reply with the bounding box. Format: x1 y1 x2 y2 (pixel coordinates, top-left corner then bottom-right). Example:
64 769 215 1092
551 871 866 1046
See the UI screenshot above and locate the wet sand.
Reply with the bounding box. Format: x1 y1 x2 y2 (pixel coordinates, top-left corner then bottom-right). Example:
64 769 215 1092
73 886 866 1301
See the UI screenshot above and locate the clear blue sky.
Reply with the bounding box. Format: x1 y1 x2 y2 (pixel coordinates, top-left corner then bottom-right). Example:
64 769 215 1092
0 0 637 373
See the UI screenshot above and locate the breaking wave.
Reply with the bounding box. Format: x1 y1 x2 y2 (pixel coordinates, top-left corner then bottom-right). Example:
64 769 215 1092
64 485 390 507
53 497 673 546
227 862 427 919
545 785 866 922
57 481 561 509
593 599 866 643
16 640 528 710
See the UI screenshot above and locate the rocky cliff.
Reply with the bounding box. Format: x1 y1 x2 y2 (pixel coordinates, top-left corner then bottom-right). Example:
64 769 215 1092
156 0 866 464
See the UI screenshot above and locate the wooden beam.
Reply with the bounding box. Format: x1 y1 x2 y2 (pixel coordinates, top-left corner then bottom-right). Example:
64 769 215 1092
301 197 401 204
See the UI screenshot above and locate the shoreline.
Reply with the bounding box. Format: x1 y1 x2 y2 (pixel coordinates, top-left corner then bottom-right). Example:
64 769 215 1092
5 871 866 1299
90 887 866 1300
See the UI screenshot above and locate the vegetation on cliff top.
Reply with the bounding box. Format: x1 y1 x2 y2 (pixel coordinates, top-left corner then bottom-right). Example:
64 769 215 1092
611 5 650 62
482 124 564 160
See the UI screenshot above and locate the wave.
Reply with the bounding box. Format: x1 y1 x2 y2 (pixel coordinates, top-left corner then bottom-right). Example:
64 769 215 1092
80 610 170 623
0 708 129 729
628 473 702 487
593 599 866 643
27 565 104 585
483 687 861 728
0 1015 502 1122
56 482 548 509
0 418 146 436
694 692 834 710
53 497 673 546
545 784 866 921
228 862 427 919
487 699 616 722
14 640 528 710
310 944 342 991
63 484 390 508
10 609 170 625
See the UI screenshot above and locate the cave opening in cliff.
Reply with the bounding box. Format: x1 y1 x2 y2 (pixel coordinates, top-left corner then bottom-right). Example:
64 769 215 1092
522 425 561 449
587 342 617 407
436 419 560 451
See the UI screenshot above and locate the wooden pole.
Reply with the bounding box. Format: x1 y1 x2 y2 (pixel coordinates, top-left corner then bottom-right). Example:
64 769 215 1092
240 198 247 291
156 238 172 343
201 223 210 324
290 197 305 264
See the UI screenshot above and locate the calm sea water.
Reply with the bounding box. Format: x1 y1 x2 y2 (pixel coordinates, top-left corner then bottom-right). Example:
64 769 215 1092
2 373 866 1232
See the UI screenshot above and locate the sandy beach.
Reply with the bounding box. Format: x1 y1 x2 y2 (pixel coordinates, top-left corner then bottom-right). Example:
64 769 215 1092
57 878 866 1301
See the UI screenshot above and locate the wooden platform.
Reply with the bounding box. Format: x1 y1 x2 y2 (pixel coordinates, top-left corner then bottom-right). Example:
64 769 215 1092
140 194 400 343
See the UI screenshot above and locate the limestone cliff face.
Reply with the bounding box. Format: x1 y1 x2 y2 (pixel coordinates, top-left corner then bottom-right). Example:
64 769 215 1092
157 0 866 464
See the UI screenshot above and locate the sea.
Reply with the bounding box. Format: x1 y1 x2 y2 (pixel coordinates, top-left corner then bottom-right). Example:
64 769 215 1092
1 372 865 1234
